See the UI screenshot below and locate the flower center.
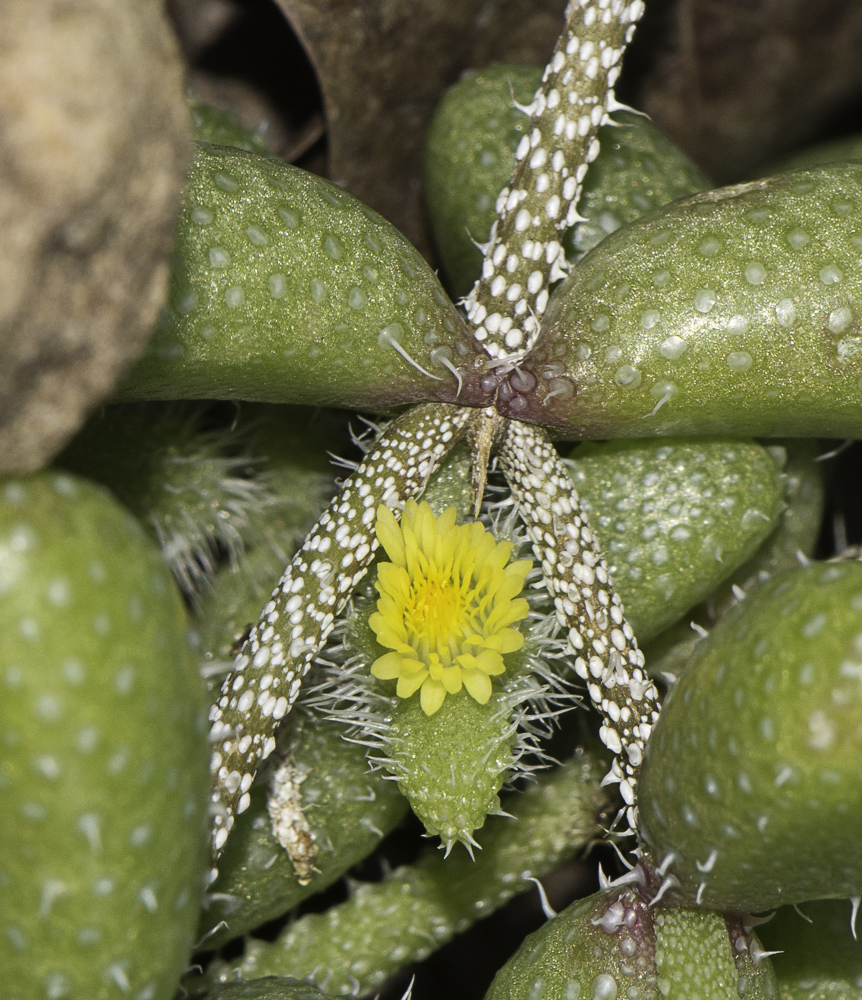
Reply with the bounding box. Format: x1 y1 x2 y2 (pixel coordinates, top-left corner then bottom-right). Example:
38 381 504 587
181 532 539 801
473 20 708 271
409 574 462 638
369 500 531 715
404 564 477 665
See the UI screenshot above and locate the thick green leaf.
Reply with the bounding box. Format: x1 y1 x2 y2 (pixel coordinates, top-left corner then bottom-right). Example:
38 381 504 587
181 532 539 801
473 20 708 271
567 437 783 641
0 472 209 999
118 144 476 410
483 886 778 1000
504 164 862 438
639 561 862 911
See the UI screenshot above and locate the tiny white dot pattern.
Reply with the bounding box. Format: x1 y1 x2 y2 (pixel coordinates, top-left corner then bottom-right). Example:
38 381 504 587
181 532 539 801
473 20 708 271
463 0 645 361
498 419 659 832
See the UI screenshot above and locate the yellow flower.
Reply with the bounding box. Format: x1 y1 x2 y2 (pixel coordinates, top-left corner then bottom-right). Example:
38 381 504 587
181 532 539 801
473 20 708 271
369 500 532 716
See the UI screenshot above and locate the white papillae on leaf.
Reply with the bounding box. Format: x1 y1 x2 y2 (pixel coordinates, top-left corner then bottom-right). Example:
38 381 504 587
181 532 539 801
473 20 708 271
207 404 470 862
463 0 645 361
498 419 660 831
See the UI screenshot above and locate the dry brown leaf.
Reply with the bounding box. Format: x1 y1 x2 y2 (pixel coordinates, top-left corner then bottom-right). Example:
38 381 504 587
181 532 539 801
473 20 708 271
274 0 566 255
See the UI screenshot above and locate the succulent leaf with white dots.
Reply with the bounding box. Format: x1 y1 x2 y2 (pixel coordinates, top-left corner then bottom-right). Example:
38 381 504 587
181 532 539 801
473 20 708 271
498 419 660 829
424 64 543 299
424 65 709 298
561 109 712 263
638 439 826 681
566 437 785 642
208 403 470 861
462 0 646 361
484 885 779 1000
511 163 862 436
0 472 209 1000
118 144 480 410
484 885 659 1000
638 560 862 911
699 438 826 625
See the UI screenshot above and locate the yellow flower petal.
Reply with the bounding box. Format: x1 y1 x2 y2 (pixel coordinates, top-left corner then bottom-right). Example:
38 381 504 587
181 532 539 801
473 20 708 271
397 669 428 699
399 658 427 675
420 677 447 715
492 574 530 603
461 668 492 705
441 667 463 695
375 562 411 599
479 540 512 576
463 649 506 676
508 558 533 579
481 628 525 654
484 596 531 632
370 651 406 679
368 501 531 710
370 626 413 655
375 504 406 567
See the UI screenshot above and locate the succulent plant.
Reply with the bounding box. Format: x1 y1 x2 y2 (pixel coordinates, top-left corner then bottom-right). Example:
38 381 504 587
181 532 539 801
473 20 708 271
9 1 862 997
0 472 210 998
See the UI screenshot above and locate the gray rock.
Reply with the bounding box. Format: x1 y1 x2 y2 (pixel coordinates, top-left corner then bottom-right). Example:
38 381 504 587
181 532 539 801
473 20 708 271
0 0 191 472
